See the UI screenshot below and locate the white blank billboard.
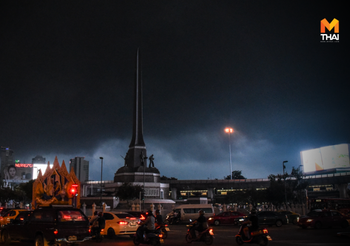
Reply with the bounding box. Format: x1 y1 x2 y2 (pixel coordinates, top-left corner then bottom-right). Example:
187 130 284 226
300 144 350 174
33 163 53 179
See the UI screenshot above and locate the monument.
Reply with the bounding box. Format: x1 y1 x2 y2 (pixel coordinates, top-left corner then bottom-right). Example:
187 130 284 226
114 49 160 183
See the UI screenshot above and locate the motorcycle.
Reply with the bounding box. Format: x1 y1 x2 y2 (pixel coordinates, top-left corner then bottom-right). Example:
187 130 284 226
90 227 103 243
185 221 214 245
165 213 180 225
235 223 272 246
133 225 164 246
156 224 170 239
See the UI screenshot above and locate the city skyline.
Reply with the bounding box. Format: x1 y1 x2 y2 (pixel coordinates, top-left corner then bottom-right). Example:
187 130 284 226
1 1 347 181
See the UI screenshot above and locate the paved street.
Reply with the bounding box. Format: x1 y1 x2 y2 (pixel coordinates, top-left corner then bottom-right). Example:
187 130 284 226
5 223 350 246
84 223 350 246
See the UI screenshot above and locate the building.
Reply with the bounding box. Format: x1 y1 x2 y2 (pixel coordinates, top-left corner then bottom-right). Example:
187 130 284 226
32 155 46 164
70 157 89 182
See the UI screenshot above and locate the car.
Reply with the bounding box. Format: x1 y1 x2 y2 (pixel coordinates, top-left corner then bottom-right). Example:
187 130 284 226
1 206 91 245
277 210 300 224
102 211 139 238
256 211 288 227
124 211 147 221
208 211 247 226
0 209 27 227
0 210 33 244
298 209 349 229
0 208 11 217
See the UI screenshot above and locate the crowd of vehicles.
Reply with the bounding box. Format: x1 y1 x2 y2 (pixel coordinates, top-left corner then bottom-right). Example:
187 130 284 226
0 202 349 246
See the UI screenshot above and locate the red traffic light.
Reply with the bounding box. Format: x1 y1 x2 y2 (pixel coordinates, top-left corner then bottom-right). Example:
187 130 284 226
70 184 78 196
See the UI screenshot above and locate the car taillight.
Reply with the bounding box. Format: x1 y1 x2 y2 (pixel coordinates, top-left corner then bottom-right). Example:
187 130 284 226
54 229 58 235
140 215 145 220
159 233 163 238
118 221 128 225
89 228 91 233
263 229 268 234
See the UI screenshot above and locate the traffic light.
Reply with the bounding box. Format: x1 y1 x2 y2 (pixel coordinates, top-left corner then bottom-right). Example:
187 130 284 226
70 184 78 196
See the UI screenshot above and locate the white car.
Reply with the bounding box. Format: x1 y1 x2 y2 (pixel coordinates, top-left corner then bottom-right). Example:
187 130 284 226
101 212 139 238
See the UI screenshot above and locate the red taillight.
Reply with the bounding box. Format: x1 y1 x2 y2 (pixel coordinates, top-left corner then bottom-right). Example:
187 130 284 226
89 228 91 233
209 228 213 233
101 229 104 232
53 229 58 235
263 229 268 234
140 215 145 220
0 217 3 221
118 221 128 225
159 233 163 238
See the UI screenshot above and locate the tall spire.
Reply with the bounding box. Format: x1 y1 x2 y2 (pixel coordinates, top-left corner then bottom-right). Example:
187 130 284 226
129 48 145 147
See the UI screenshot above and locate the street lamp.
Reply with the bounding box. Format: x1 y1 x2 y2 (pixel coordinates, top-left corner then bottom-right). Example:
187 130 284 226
100 157 103 207
283 160 288 205
224 127 234 180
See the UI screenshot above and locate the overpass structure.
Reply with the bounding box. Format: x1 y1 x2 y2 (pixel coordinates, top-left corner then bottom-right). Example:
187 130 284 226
163 172 350 202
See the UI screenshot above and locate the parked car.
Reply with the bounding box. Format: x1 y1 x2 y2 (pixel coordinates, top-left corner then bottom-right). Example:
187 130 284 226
208 211 246 226
102 212 139 238
0 210 33 244
256 211 288 227
0 208 27 227
298 209 349 229
1 206 91 245
277 210 300 224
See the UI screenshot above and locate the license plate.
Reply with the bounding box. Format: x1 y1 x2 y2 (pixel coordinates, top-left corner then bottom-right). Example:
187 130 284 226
165 227 170 231
160 239 164 244
130 222 137 226
267 235 272 241
68 236 77 241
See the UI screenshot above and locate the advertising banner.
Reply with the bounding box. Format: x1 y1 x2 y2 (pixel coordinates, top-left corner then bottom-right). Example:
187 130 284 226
301 144 350 174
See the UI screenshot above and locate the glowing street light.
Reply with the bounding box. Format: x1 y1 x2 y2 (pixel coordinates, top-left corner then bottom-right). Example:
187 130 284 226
225 127 234 180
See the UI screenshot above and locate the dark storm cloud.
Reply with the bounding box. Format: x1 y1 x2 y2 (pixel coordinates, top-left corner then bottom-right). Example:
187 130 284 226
1 1 348 180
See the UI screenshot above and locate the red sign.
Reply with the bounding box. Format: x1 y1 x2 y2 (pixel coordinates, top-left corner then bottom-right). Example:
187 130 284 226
15 164 33 168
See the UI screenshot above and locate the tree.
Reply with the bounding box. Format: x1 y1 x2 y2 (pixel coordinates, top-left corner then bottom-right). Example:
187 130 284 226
225 170 246 180
288 166 308 204
266 174 285 208
18 180 35 204
160 175 177 180
116 182 143 201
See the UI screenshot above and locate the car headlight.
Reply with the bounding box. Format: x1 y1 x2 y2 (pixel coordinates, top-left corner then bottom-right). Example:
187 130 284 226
306 219 313 222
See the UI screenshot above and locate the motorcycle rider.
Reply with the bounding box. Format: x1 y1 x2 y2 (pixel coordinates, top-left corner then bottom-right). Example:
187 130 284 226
155 209 164 226
243 208 259 239
137 210 155 239
89 211 100 238
191 210 207 239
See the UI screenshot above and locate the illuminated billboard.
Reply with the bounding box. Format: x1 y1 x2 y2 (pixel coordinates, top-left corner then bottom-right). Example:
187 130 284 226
33 163 53 179
2 163 33 183
300 144 350 174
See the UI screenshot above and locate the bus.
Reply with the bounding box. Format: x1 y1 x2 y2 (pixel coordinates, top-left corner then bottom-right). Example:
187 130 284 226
308 198 350 214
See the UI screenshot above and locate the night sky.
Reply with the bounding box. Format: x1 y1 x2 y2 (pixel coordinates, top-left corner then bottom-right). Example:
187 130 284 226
1 1 348 181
